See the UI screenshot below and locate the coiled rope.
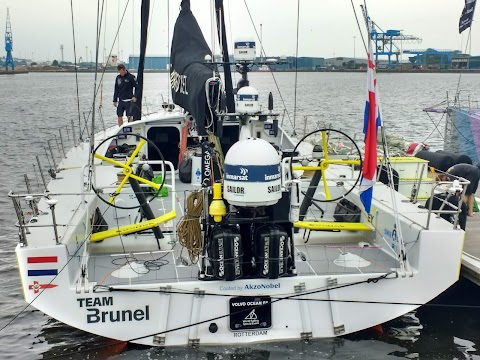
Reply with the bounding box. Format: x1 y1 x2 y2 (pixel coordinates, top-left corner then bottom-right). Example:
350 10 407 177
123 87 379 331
177 191 204 263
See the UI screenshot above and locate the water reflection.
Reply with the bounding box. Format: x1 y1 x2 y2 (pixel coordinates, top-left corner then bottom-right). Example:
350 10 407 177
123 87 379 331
36 323 410 360
3 73 480 359
34 278 480 360
104 338 409 360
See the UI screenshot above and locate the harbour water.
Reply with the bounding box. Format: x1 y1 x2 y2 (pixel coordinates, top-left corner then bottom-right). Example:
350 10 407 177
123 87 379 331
1 72 480 359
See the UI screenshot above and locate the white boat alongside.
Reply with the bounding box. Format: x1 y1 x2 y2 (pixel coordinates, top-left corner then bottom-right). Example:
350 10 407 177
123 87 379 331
8 0 465 348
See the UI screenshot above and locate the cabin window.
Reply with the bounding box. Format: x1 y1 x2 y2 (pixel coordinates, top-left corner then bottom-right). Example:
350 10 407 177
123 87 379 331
219 125 239 154
147 127 180 170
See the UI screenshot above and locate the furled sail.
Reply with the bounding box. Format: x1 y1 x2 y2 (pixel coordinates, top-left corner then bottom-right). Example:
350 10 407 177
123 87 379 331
132 0 150 121
171 0 215 135
215 0 235 113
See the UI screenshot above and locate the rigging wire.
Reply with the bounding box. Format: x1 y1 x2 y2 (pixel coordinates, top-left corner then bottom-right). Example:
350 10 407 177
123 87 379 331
210 0 216 60
148 0 157 41
70 0 83 142
444 109 477 145
454 28 472 103
97 278 480 313
118 0 120 59
292 0 301 135
242 0 296 132
132 0 135 60
87 0 105 190
98 0 108 119
350 0 368 54
351 0 409 273
78 0 131 141
143 0 158 113
422 112 446 143
431 27 475 149
103 0 107 69
226 0 237 85
167 0 171 104
449 3 476 152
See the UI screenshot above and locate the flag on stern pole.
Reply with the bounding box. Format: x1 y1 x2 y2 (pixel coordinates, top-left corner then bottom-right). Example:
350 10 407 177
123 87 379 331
359 40 382 214
459 0 477 33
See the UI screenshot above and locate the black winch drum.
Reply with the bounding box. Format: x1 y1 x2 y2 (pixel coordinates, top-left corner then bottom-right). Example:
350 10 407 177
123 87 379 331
209 226 243 281
435 150 472 165
415 150 455 172
255 225 289 279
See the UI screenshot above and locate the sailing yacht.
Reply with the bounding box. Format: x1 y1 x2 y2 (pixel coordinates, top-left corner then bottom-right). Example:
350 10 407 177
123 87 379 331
8 0 465 347
424 0 480 164
426 97 480 165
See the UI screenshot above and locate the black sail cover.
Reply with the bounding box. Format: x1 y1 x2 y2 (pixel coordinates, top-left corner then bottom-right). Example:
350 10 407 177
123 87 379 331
171 0 215 135
459 0 477 34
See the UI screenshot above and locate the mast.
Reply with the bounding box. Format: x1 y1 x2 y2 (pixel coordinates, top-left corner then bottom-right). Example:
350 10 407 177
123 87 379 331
133 0 150 120
215 0 235 113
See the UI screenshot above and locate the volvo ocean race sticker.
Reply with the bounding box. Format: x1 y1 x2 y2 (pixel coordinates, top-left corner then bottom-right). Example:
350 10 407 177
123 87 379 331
229 296 271 331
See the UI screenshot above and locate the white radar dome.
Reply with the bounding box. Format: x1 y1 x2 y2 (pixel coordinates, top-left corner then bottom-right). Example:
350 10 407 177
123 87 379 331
236 86 260 115
224 138 282 207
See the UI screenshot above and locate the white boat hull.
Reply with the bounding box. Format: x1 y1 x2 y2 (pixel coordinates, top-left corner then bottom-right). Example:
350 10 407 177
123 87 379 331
11 113 464 346
16 225 462 346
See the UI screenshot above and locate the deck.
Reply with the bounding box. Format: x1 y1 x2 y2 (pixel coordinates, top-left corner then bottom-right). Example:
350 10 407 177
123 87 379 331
87 242 399 287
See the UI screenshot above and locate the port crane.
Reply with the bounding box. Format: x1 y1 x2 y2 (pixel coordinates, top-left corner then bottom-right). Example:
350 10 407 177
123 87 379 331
4 8 14 71
360 5 421 68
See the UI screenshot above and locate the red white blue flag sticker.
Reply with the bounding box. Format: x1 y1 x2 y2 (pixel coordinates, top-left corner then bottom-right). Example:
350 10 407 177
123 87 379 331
27 256 58 277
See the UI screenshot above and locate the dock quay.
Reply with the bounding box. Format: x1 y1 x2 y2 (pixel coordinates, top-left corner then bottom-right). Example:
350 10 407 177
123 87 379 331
461 192 480 285
390 157 480 285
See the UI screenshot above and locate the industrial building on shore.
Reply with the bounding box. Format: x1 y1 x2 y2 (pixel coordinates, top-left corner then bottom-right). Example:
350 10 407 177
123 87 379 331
125 53 480 72
127 55 328 71
3 52 480 72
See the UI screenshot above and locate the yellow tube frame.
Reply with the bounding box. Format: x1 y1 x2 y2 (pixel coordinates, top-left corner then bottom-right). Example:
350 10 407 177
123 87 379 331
90 210 176 242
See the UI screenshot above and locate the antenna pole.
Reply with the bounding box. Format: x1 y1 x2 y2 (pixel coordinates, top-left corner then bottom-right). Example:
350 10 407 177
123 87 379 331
260 23 263 62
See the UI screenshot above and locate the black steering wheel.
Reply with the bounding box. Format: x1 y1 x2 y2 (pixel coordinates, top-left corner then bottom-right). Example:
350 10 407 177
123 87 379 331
92 133 166 209
290 128 363 203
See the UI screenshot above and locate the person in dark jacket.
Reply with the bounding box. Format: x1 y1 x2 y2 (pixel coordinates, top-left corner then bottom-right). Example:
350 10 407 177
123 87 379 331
113 64 138 126
443 163 480 217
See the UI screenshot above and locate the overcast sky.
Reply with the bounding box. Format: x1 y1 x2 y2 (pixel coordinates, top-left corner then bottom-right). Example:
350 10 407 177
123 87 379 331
0 0 477 63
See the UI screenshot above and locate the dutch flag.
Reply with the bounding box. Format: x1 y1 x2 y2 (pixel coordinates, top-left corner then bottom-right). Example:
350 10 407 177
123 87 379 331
27 256 58 277
359 40 382 214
